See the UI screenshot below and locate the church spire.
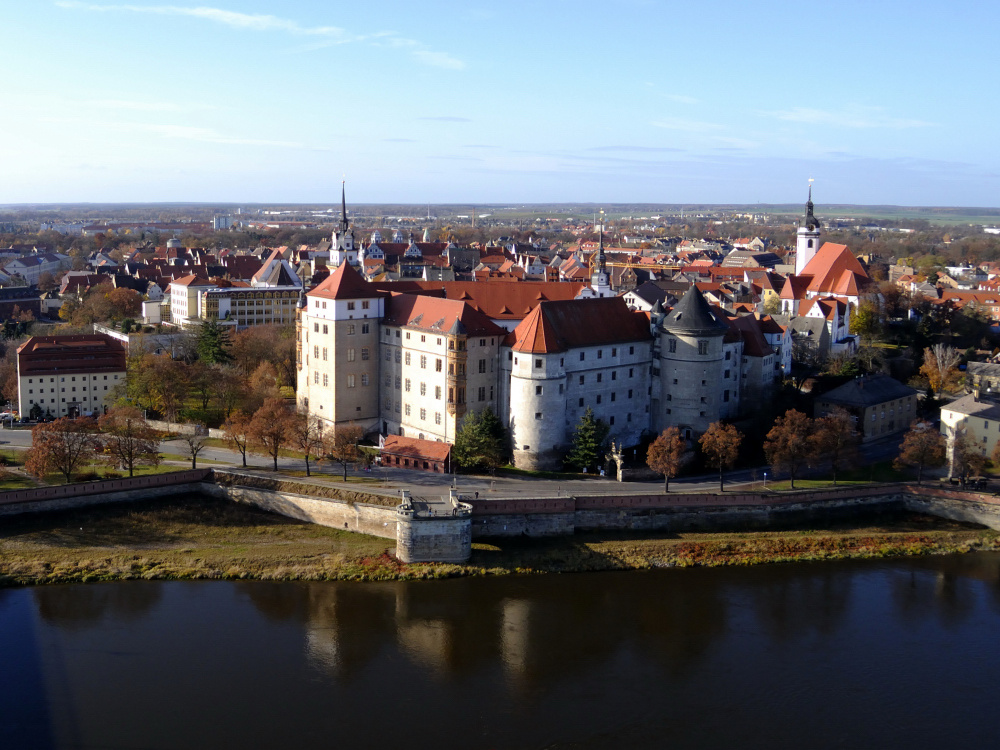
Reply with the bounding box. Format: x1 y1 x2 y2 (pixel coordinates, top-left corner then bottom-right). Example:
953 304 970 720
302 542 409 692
340 181 348 230
597 209 607 273
803 180 819 230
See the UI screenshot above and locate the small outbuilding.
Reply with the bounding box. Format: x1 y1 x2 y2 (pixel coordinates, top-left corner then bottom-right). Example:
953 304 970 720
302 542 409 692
814 374 918 442
379 435 452 473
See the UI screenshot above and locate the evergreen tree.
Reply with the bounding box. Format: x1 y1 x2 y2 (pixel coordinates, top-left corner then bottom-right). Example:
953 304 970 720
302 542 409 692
453 407 507 473
564 407 610 473
196 320 233 365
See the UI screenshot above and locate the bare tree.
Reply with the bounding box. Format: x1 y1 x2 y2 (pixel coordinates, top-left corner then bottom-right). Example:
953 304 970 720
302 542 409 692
248 398 295 471
289 410 325 477
323 423 364 481
222 409 252 468
180 433 209 470
811 407 861 486
25 418 99 483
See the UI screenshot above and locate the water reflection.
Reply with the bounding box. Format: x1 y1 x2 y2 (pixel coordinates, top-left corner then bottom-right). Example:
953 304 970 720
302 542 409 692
10 553 1000 750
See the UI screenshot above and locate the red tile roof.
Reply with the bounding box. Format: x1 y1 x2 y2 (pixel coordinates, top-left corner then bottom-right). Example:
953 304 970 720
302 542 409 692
384 294 505 337
380 435 451 463
370 280 588 321
509 297 652 354
309 261 382 301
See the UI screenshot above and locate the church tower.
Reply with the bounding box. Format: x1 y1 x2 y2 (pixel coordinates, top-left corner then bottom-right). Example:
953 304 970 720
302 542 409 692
330 182 358 267
795 183 821 275
590 213 612 298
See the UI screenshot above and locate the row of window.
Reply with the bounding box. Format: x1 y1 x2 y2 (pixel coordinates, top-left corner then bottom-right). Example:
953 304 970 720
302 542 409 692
27 386 109 394
27 375 117 384
312 372 370 387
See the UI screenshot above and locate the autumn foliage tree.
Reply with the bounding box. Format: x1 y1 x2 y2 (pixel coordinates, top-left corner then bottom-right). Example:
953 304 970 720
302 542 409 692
950 432 987 482
97 406 160 477
811 407 861 486
893 420 946 484
222 409 253 468
699 422 742 492
25 417 99 482
289 410 325 477
764 409 816 490
919 344 962 394
248 398 295 471
646 426 686 492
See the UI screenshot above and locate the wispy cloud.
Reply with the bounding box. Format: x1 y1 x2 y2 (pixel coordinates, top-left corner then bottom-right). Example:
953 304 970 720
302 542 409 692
46 116 306 148
418 116 471 123
588 145 683 153
55 1 464 69
769 106 936 129
651 116 725 132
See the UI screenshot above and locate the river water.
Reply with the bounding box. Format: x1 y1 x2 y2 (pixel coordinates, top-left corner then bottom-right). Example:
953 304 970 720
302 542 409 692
4 553 1000 749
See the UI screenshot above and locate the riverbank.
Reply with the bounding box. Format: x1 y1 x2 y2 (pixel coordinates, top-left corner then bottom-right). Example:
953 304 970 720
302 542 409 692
1 496 998 586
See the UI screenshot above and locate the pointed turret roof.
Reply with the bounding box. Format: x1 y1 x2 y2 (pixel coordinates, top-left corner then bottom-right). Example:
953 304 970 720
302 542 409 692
803 185 820 231
662 285 729 336
308 260 377 300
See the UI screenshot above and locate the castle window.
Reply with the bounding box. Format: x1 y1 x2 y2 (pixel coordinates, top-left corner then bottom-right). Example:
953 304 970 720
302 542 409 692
629 368 634 378
579 398 584 407
395 377 401 389
559 384 564 394
667 394 671 401
536 385 543 395
385 350 391 362
405 379 411 392
435 413 441 425
361 348 370 360
347 302 355 310
535 412 542 420
405 404 411 416
808 239 813 248
322 374 329 386
629 346 634 355
420 408 426 421
404 353 410 365
580 352 585 361
579 375 585 385
596 395 602 404
322 325 329 334
347 375 356 388
323 348 328 361
482 360 488 373
313 372 319 384
609 416 615 426
612 348 617 357
420 382 427 396
668 339 676 353
362 300 369 309
385 375 391 387
435 386 441 399
725 351 731 360
313 323 319 332
535 359 542 369
598 350 603 359
597 374 602 383
724 390 730 402
611 393 616 402
347 349 355 361
421 335 426 342
480 339 486 346
479 386 486 401
436 359 443 372
362 323 370 334
612 372 617 381
627 413 632 422
346 324 355 335
698 340 709 355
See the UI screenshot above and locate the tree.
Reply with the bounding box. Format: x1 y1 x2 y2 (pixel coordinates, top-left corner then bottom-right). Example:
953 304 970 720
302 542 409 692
289 411 325 477
452 407 507 474
222 410 253 468
564 407 610 473
187 360 216 410
97 406 160 477
894 420 946 484
699 422 742 492
647 427 686 492
25 417 99 482
850 298 883 343
215 368 249 420
248 398 295 471
196 319 233 365
764 409 816 490
919 344 961 394
180 432 209 469
811 407 861 486
949 432 987 482
323 423 364 480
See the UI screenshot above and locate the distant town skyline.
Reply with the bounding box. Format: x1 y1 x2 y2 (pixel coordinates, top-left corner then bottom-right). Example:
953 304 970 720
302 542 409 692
3 1 998 207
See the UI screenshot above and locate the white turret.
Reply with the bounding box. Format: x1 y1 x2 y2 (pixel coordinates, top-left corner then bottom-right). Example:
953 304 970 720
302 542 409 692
330 182 359 267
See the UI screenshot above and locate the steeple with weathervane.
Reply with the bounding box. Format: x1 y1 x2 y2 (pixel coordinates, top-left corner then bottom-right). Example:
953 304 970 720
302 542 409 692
795 179 822 275
331 181 358 267
590 209 612 297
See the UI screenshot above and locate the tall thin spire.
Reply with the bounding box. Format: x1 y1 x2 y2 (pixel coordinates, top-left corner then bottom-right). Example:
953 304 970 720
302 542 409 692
803 179 819 230
597 208 607 272
341 180 347 226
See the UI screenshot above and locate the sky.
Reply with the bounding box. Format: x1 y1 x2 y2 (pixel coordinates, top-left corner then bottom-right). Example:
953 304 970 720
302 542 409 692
2 0 998 207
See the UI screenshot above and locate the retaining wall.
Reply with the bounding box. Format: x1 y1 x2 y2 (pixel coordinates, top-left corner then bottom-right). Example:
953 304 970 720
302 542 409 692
0 470 212 517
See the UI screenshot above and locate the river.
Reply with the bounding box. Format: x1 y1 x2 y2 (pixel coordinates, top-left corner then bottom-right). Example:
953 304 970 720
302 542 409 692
4 553 1000 749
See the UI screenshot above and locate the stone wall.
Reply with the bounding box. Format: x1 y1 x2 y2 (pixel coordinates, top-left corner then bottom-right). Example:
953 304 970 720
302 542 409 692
0 470 212 517
396 515 472 563
202 483 397 540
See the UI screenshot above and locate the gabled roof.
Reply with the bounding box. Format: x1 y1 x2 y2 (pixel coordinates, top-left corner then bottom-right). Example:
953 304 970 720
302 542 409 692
817 374 917 408
509 297 652 354
384 294 504 337
309 261 380 301
380 435 451 463
369 280 588 321
169 274 214 288
801 242 868 296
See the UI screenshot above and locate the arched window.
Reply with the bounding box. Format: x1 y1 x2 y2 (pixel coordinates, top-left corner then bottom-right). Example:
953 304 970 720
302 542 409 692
807 239 813 248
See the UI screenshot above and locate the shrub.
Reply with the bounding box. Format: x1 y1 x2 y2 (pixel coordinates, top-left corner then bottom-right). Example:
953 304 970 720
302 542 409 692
102 470 124 479
74 471 104 482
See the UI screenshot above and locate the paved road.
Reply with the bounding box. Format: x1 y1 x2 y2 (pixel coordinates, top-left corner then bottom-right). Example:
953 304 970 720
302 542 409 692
0 424 915 501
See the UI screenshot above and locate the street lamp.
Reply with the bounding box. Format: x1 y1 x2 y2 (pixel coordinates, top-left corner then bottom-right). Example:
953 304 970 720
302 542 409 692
763 471 768 492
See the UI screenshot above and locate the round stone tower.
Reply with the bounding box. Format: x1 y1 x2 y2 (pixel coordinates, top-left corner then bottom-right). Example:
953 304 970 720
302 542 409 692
657 285 731 438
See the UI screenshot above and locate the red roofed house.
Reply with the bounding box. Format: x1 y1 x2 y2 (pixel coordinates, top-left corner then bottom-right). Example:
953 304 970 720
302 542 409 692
17 334 127 419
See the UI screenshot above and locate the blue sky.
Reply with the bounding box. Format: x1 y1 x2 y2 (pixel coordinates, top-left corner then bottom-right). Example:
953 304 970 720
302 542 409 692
2 1 997 206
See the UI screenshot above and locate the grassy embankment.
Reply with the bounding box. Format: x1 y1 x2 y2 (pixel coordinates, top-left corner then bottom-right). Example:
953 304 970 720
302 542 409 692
1 496 998 587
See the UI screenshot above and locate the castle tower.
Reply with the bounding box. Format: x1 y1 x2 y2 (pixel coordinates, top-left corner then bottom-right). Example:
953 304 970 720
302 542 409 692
795 184 821 275
296 261 384 432
330 182 358 267
657 285 735 438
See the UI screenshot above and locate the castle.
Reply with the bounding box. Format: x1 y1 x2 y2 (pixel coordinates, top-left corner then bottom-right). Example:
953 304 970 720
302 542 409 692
296 199 784 470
